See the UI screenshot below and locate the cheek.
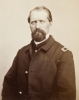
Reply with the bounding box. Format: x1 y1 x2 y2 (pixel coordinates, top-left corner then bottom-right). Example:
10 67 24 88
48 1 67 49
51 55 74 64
30 25 36 32
43 25 50 32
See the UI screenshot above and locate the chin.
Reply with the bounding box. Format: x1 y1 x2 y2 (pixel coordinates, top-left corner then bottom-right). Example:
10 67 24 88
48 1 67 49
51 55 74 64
32 34 46 42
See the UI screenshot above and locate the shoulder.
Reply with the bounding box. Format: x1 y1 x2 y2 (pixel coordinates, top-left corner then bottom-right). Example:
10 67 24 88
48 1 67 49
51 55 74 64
53 41 74 64
54 41 71 52
53 41 73 57
20 43 30 51
16 43 31 55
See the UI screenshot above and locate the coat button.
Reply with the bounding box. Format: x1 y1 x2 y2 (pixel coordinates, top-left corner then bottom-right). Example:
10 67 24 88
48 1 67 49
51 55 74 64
25 71 28 74
19 91 22 94
35 50 37 52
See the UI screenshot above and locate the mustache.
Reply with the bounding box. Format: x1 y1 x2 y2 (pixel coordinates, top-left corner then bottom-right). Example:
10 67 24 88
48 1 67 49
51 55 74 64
32 28 46 35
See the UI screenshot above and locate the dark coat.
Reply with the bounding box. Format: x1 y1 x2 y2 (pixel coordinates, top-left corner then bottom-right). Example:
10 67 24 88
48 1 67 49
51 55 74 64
2 36 76 100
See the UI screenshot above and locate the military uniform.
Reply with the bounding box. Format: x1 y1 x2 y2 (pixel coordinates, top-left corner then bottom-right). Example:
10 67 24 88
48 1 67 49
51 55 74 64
2 35 76 100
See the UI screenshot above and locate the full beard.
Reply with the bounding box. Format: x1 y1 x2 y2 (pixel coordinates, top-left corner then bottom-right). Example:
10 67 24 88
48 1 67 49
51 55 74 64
31 29 46 42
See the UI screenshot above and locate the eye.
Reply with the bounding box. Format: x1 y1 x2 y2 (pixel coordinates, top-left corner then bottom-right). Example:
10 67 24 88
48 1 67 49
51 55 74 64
31 21 37 25
40 20 45 23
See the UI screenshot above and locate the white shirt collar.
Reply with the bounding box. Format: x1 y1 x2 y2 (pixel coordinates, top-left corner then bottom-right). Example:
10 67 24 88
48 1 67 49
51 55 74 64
34 33 49 45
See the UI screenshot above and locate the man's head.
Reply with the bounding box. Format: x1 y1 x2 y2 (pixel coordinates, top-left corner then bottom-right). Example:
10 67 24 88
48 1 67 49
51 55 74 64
28 6 53 42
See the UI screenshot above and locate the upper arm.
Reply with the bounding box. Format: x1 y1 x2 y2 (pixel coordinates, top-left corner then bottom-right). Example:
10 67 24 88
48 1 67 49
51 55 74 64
2 50 20 99
56 50 76 100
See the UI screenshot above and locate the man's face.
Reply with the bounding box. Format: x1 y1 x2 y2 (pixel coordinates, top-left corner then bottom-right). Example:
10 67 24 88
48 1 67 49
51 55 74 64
29 10 51 42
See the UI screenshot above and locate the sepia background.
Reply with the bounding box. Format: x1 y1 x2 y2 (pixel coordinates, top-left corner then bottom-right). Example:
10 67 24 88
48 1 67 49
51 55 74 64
0 0 79 100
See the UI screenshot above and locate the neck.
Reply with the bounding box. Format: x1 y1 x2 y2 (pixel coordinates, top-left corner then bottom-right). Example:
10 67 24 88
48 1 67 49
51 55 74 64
34 33 49 45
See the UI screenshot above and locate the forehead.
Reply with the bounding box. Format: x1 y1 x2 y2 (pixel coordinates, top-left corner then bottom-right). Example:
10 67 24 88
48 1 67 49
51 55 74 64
30 10 48 21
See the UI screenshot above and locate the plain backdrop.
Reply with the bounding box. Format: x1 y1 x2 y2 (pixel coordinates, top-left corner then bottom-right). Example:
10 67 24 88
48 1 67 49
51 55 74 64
0 0 79 100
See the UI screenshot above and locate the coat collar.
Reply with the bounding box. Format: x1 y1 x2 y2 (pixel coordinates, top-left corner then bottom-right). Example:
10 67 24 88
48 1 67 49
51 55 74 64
26 35 55 51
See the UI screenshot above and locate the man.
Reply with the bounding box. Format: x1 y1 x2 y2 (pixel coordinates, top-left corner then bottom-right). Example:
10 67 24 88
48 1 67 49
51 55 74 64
2 6 76 100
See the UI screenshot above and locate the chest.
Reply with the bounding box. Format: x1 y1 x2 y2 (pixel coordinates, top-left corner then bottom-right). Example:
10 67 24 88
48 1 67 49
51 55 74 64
18 48 60 78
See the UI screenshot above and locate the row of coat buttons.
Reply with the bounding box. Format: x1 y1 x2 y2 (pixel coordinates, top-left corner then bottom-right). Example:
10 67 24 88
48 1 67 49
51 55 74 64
19 92 36 95
25 71 35 74
19 92 36 100
19 91 37 97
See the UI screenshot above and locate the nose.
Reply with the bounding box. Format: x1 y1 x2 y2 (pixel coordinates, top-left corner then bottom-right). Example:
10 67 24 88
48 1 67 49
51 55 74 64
36 21 40 28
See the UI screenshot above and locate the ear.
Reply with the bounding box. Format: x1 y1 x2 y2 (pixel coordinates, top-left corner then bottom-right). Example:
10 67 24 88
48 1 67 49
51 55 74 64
49 21 53 28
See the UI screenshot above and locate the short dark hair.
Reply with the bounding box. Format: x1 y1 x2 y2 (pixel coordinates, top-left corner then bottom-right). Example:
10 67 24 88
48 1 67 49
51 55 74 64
27 6 53 23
